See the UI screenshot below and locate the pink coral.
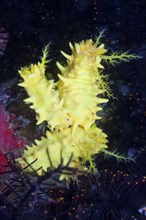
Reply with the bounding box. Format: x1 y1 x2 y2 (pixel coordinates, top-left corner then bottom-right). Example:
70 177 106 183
0 104 24 172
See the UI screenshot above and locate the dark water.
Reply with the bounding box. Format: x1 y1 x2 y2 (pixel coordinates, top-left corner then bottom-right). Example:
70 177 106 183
0 0 146 219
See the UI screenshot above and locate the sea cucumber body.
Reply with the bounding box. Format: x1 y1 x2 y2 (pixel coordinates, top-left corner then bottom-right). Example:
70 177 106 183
17 39 110 176
58 40 108 132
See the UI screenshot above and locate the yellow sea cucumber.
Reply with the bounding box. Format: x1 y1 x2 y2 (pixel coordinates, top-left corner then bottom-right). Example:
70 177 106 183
17 34 138 177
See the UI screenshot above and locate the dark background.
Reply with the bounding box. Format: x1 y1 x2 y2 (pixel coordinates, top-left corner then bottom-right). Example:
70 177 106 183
0 1 146 218
1 0 146 166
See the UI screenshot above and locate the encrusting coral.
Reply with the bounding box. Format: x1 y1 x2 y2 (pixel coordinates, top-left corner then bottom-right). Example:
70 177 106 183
17 33 138 177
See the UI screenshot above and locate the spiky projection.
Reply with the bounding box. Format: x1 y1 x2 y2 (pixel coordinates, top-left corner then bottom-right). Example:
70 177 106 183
17 34 138 177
